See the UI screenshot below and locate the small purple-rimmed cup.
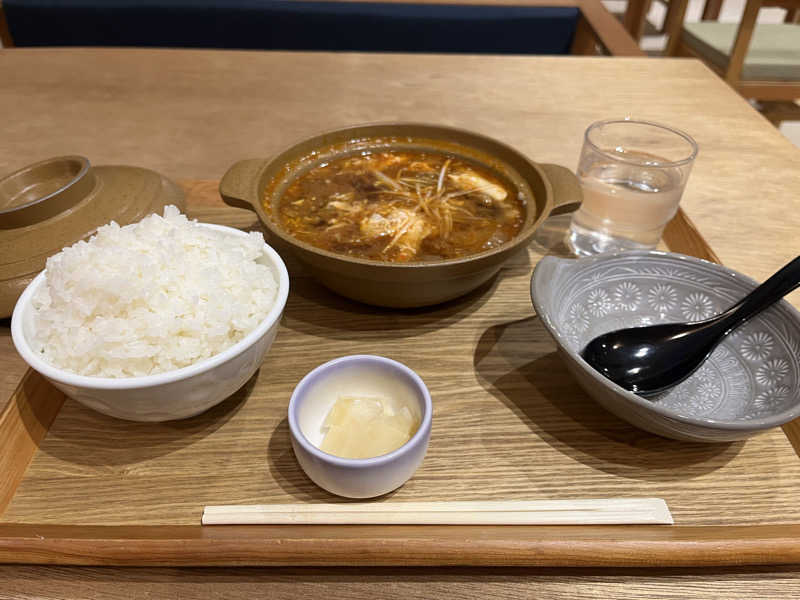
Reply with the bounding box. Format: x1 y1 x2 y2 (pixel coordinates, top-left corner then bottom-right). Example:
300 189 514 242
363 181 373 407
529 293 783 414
288 355 432 498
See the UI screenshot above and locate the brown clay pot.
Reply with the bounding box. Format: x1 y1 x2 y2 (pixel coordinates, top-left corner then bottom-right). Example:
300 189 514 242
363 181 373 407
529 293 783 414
220 123 581 308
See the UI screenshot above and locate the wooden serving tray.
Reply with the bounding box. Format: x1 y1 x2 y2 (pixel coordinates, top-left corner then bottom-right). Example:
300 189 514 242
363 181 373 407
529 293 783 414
1 181 800 567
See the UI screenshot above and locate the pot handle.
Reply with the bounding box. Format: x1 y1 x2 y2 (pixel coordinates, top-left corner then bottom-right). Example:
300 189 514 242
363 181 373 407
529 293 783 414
539 163 583 216
219 159 268 212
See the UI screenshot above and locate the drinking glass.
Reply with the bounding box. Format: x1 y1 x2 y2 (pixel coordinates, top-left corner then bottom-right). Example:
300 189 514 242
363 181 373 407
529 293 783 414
567 119 698 256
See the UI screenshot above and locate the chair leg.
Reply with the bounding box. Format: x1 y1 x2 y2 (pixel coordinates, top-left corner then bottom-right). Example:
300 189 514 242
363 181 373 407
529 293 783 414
702 0 724 20
723 0 762 86
760 100 800 128
571 15 598 55
662 0 683 33
623 0 652 41
664 0 690 55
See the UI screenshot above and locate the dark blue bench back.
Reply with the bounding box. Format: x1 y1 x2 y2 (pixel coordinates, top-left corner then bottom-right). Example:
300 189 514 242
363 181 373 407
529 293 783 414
5 0 579 54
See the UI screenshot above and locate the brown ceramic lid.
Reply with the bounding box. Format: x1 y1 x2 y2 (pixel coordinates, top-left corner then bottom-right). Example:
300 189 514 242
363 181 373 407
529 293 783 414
0 156 185 318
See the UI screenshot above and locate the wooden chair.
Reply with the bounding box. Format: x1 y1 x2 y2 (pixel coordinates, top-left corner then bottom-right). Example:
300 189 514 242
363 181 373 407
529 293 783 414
664 0 800 113
621 0 713 42
700 0 799 22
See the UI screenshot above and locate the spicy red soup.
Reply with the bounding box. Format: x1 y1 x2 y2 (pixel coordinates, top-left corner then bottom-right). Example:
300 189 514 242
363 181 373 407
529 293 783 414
274 151 525 263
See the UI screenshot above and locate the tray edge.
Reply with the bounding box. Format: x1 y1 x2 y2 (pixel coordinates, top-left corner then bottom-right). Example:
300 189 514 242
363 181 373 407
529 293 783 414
2 192 799 567
1 523 800 567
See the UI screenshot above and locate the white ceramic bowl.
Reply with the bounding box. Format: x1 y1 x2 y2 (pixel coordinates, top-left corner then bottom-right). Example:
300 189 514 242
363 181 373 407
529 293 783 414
531 250 800 442
11 223 290 422
288 355 432 498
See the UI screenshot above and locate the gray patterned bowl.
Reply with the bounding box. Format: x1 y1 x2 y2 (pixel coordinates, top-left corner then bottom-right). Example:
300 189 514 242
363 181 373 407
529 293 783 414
531 250 800 442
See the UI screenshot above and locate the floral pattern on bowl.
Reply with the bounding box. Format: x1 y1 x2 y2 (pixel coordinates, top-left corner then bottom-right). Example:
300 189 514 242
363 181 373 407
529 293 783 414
531 251 800 442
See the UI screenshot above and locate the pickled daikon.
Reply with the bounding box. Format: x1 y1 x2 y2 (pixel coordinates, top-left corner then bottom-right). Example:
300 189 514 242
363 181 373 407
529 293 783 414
320 395 420 459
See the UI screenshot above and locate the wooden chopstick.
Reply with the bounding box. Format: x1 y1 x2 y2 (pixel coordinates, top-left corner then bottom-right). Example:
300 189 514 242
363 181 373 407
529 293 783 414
202 498 673 525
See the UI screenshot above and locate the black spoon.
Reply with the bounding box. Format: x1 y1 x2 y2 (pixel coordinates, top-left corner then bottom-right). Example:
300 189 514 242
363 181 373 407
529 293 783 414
580 255 800 396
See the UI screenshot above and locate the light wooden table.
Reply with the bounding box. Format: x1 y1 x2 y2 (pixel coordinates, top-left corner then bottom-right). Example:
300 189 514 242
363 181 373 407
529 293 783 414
2 48 800 597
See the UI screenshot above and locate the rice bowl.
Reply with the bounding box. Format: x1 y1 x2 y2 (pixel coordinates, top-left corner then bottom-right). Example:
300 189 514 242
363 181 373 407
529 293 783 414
11 218 290 422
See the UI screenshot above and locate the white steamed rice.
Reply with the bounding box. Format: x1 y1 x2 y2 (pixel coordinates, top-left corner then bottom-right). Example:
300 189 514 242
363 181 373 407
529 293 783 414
30 206 278 377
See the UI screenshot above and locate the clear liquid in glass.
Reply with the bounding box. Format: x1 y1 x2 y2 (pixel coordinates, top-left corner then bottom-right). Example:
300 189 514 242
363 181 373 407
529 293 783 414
568 153 684 256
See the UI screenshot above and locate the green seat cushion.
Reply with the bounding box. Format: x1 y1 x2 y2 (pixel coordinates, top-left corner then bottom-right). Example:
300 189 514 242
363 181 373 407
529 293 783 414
682 22 800 81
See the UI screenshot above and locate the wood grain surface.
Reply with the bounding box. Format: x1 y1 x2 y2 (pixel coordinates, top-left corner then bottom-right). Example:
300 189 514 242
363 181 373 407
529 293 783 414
0 49 796 310
3 183 800 541
2 51 800 406
1 48 800 591
3 522 800 567
2 565 800 599
0 370 64 514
